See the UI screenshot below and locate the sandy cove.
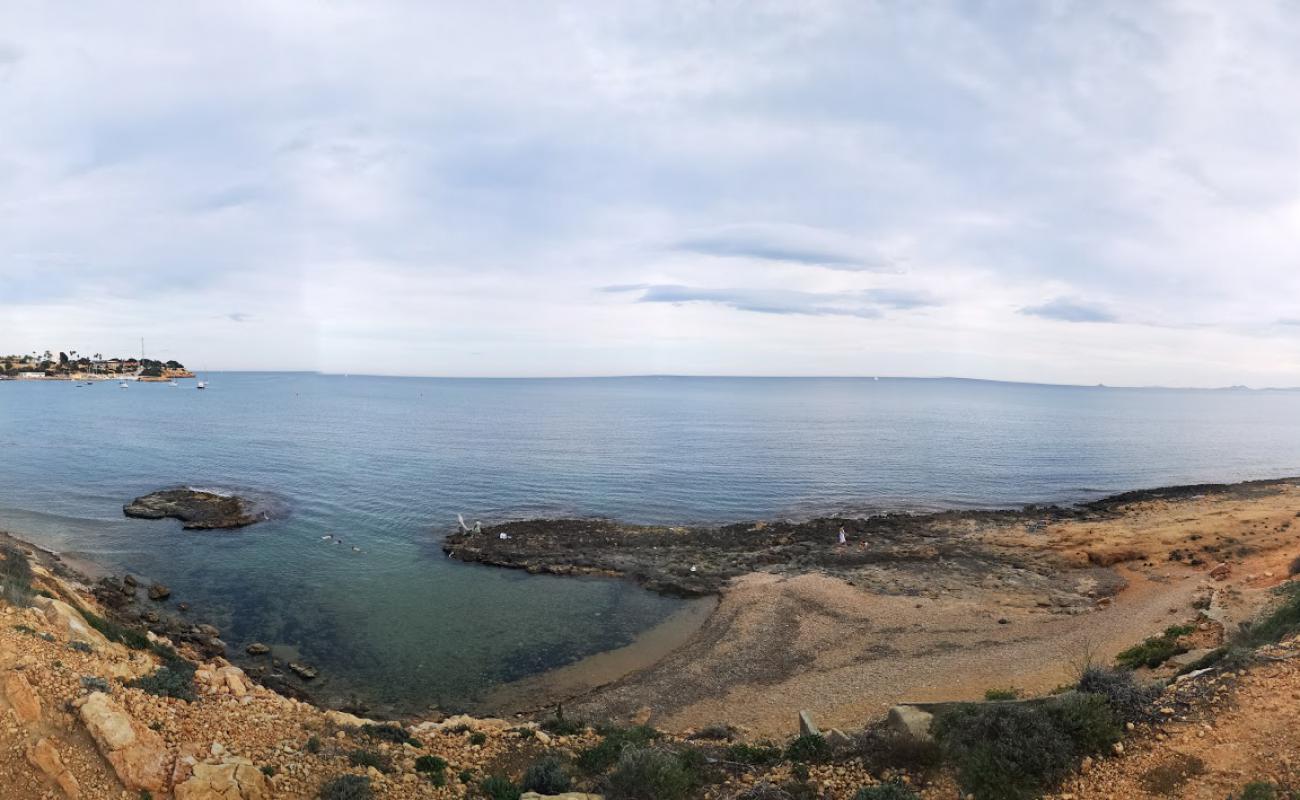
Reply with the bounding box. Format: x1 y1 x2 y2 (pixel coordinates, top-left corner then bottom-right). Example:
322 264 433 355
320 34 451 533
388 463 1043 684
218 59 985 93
466 479 1300 738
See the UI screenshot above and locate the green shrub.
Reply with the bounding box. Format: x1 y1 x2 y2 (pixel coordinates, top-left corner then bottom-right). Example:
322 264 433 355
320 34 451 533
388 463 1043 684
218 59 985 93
318 774 372 800
577 725 660 773
541 707 587 736
858 731 943 775
458 769 473 783
1077 667 1161 721
360 723 415 745
606 747 693 800
983 687 1020 701
521 755 571 794
347 750 392 773
80 675 111 693
261 765 276 777
784 734 830 763
80 608 150 650
414 755 446 774
854 782 921 800
469 731 487 746
725 742 782 766
934 696 1118 800
1115 624 1194 669
1238 583 1300 648
128 665 196 702
478 775 520 800
0 544 34 607
306 735 322 754
1236 782 1279 800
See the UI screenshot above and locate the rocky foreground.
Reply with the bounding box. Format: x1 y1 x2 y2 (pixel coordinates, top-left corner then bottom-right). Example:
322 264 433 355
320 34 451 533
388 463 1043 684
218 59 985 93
123 489 267 530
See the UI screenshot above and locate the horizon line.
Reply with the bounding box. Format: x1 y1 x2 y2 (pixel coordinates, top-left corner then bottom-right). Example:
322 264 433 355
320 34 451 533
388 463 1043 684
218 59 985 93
187 370 1298 392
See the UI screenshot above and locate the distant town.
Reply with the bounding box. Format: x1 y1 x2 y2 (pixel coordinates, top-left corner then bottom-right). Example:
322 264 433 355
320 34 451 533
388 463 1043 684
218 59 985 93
0 351 195 381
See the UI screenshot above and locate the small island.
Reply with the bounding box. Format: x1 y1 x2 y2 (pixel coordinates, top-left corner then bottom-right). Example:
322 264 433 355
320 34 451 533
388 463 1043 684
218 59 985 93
124 488 265 530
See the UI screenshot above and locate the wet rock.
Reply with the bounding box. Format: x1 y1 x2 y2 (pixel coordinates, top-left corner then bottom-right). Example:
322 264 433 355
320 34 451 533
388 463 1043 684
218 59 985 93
122 574 138 587
26 737 81 799
124 488 264 529
288 661 318 680
245 642 270 656
77 691 170 794
197 623 220 637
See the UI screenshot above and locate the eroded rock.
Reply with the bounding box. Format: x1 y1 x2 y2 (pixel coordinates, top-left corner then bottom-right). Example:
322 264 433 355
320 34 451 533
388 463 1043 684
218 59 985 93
77 691 170 793
5 670 42 723
26 737 81 799
174 758 269 800
124 488 264 530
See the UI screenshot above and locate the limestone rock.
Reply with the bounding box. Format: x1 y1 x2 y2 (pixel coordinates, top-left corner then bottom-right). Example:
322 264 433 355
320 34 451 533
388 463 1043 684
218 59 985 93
26 737 81 799
1209 562 1232 581
5 671 43 723
32 596 114 649
174 759 269 800
1168 648 1215 669
886 705 934 741
78 691 170 793
325 709 376 728
798 709 820 737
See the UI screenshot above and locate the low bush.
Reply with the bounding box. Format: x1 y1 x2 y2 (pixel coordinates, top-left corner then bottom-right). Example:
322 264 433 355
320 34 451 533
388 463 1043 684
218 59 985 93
306 735 322 754
128 665 196 702
360 723 415 745
468 731 487 746
478 775 520 800
540 707 587 736
80 675 111 693
933 694 1118 800
983 688 1020 701
521 755 571 794
1077 666 1162 721
347 750 392 774
857 730 943 775
414 755 446 774
68 640 94 653
1237 583 1300 648
318 775 372 800
725 742 783 766
605 746 693 800
577 725 660 773
854 782 921 800
1115 624 1194 669
0 545 35 607
784 734 830 764
80 607 149 650
1235 781 1281 800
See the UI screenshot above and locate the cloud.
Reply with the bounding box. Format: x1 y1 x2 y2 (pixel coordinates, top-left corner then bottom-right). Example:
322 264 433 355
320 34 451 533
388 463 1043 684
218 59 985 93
672 223 896 271
1019 298 1118 324
607 284 899 318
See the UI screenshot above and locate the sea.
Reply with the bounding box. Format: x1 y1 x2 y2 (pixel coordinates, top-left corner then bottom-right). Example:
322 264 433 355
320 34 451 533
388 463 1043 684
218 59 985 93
1 373 1298 714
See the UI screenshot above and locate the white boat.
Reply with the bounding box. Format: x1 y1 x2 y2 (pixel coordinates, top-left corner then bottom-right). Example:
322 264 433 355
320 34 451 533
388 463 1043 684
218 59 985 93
119 380 128 389
196 381 207 390
169 380 178 387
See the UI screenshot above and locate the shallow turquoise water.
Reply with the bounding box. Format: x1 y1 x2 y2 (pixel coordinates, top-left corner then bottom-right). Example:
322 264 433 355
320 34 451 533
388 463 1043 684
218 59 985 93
1 374 1298 713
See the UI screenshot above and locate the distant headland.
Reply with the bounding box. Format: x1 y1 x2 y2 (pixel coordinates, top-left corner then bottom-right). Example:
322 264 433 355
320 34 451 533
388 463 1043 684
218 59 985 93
0 350 195 381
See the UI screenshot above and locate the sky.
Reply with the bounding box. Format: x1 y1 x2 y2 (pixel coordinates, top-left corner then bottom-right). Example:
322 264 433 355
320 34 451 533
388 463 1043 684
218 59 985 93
3 1 1300 385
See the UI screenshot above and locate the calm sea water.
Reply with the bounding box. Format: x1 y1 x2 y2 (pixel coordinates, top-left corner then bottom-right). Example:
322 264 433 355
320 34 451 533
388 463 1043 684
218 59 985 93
1 374 1298 712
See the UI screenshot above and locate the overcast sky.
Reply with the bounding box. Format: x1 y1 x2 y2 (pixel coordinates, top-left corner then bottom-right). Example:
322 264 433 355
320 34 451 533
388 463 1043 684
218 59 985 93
3 1 1300 385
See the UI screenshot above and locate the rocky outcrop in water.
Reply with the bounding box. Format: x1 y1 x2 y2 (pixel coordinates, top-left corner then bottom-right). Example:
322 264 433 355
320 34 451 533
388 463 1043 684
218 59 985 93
123 489 265 530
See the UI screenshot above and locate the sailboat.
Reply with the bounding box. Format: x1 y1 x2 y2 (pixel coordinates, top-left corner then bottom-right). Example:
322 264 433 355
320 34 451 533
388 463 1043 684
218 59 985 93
119 380 128 389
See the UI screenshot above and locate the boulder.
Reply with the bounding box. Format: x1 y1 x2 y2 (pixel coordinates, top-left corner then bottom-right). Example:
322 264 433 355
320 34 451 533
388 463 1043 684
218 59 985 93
325 709 377 728
825 728 853 749
174 759 269 800
26 737 81 799
77 691 170 794
1168 648 1215 669
5 671 42 723
245 643 270 656
1209 563 1232 581
288 661 317 680
886 705 934 741
148 584 171 601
